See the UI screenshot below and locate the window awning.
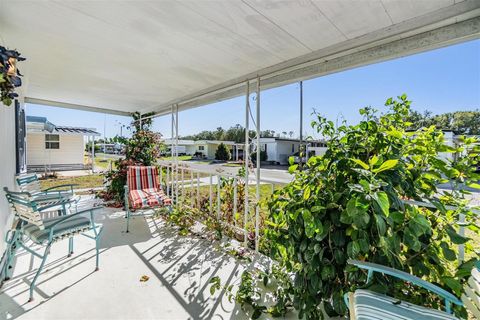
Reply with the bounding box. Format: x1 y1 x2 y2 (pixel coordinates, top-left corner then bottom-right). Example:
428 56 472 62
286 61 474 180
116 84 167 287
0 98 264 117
1 0 479 116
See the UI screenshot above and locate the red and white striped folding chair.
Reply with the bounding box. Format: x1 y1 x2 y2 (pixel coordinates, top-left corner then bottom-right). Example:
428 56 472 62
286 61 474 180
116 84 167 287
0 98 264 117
124 166 172 232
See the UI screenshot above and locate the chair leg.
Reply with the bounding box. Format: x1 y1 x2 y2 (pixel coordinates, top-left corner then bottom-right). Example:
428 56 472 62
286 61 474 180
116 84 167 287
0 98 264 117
3 231 20 282
95 235 100 271
29 243 51 302
126 210 130 233
2 244 15 281
68 237 74 257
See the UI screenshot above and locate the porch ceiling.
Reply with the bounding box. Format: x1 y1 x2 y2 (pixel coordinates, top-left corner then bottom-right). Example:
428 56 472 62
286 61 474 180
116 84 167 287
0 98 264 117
1 1 479 116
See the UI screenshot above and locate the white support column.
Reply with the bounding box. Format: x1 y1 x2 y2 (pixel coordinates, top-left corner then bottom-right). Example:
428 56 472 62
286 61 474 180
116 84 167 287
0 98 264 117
170 105 175 199
244 80 250 247
175 104 179 207
91 136 95 174
299 80 304 170
255 76 261 252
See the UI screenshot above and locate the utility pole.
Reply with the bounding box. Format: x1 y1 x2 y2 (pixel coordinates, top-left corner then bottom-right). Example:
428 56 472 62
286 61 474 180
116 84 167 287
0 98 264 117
299 81 303 170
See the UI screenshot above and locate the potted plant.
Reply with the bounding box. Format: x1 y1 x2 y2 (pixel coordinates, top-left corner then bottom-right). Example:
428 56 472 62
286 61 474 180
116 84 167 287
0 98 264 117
0 45 25 106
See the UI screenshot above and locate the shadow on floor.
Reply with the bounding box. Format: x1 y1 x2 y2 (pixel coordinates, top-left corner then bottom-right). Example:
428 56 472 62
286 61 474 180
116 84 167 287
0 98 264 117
0 205 254 320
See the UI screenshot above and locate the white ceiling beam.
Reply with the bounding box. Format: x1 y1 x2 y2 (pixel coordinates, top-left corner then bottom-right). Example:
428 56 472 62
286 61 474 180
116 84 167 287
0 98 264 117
25 97 131 117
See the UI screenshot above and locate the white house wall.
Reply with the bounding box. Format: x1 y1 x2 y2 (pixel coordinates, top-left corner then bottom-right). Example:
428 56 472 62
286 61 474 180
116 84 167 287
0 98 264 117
264 142 278 163
276 141 300 165
185 145 196 155
27 133 85 166
0 102 17 259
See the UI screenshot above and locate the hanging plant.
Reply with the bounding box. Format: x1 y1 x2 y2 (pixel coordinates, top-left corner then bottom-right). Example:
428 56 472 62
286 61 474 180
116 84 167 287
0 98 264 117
0 45 25 106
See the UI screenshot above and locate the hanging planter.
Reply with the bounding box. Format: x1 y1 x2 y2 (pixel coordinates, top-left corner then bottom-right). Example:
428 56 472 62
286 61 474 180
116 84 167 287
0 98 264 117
0 45 25 106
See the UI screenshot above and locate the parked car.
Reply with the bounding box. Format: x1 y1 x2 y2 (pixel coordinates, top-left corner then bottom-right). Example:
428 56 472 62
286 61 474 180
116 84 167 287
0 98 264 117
291 151 315 164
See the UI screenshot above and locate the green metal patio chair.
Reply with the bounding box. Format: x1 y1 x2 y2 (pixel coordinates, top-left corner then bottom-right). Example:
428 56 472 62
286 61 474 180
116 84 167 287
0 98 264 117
345 259 479 320
3 187 103 302
16 173 79 210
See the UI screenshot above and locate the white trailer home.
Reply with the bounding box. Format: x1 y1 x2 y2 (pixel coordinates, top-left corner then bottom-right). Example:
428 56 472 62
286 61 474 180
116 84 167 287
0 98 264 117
260 137 328 165
26 116 100 172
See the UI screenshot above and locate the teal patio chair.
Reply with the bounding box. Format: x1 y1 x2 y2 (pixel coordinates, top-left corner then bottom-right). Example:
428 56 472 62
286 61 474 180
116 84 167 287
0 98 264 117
3 187 103 302
345 259 480 320
124 166 172 233
16 173 78 209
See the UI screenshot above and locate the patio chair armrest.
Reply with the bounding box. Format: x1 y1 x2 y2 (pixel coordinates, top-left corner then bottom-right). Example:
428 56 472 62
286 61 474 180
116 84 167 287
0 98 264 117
43 184 78 192
2 187 31 197
347 259 462 307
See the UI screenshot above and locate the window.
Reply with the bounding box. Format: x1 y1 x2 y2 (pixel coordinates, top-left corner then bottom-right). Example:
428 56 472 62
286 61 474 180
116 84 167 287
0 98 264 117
45 134 60 149
198 145 204 151
292 144 295 153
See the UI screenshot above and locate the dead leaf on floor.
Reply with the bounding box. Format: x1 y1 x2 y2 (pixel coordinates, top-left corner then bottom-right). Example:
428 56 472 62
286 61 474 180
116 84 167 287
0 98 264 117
140 275 150 282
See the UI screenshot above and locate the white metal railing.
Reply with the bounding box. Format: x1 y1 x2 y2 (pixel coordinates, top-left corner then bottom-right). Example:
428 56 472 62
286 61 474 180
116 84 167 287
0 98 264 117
158 160 285 250
403 199 480 263
158 160 478 262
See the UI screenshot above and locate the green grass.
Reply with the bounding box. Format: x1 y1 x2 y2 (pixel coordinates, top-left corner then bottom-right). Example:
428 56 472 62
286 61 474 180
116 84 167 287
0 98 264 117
84 155 117 170
39 174 104 190
161 155 193 161
222 163 242 167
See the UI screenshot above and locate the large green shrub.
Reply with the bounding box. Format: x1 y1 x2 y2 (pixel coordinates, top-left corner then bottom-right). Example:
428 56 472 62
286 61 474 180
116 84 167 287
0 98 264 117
265 95 479 319
215 143 231 161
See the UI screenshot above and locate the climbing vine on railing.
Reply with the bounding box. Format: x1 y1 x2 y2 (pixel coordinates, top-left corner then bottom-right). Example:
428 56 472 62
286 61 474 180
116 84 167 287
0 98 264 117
262 95 480 319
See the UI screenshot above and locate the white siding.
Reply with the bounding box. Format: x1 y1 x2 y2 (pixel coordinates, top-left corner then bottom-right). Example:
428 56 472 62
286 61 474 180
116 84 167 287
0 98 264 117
276 141 299 165
0 102 17 258
27 133 85 165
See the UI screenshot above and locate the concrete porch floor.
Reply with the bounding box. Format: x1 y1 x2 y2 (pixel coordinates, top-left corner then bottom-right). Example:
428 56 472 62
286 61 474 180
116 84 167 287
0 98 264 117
0 202 301 320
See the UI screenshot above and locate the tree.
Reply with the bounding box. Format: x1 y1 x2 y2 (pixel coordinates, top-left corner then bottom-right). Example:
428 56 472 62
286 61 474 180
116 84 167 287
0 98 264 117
215 143 231 161
407 109 480 134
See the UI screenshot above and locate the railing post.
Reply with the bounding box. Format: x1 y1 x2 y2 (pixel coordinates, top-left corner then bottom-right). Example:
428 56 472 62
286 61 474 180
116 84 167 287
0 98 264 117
458 213 466 263
190 170 194 207
159 165 163 186
209 175 213 215
181 167 185 205
217 175 221 220
166 166 170 196
196 172 200 208
233 176 237 227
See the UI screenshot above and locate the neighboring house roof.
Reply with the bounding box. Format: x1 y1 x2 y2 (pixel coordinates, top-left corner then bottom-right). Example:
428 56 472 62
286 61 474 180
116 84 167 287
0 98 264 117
260 137 327 143
164 139 237 146
202 140 236 145
54 126 100 135
26 116 100 136
163 139 196 145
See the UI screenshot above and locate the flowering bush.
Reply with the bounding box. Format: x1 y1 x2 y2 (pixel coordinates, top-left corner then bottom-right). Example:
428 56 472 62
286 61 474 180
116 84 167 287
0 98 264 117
100 113 163 205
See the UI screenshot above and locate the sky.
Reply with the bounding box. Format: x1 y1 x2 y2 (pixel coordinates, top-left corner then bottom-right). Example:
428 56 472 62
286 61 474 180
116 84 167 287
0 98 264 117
26 39 480 140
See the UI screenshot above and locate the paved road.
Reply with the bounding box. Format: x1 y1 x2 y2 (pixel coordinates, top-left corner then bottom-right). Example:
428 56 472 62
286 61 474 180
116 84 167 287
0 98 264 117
160 160 294 184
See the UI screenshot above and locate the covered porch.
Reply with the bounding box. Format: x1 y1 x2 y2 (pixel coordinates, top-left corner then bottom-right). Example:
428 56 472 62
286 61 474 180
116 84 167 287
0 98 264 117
1 1 480 319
